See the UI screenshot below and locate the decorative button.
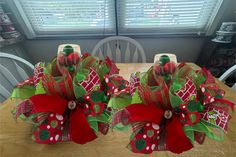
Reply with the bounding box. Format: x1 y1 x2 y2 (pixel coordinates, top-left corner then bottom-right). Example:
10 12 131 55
68 101 76 110
164 110 172 119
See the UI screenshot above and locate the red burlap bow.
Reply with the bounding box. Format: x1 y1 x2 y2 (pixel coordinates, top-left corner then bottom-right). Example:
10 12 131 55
29 94 97 144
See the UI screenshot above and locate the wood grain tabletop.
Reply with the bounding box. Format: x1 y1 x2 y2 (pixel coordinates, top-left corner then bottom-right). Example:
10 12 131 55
0 63 235 157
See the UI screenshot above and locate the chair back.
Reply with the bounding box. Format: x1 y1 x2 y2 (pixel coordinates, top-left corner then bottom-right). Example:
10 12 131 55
219 64 236 91
92 36 146 63
0 52 34 102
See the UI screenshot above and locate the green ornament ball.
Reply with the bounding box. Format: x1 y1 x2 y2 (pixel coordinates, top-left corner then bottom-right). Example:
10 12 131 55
159 55 170 65
68 66 75 72
63 45 74 55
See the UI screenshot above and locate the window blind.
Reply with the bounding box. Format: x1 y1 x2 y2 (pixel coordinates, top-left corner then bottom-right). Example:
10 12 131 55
14 0 115 36
118 0 223 35
0 4 3 13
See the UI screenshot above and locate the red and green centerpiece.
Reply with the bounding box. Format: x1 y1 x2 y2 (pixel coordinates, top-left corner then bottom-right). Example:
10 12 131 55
109 55 234 154
11 44 128 144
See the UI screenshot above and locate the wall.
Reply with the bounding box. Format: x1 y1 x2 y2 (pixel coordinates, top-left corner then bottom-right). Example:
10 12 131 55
22 37 205 64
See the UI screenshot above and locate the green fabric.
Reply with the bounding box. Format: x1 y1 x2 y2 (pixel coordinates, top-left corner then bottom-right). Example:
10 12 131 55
184 120 224 142
131 90 142 104
140 72 148 85
87 113 110 133
193 72 206 88
11 85 35 99
169 80 183 108
96 113 110 123
35 80 46 95
73 82 86 99
87 118 98 133
91 91 105 103
113 123 130 131
73 69 89 98
187 101 204 112
97 63 110 80
184 127 195 143
108 95 132 109
80 56 99 70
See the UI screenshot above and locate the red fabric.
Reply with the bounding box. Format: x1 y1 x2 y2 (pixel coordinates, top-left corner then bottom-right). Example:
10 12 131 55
125 104 193 154
30 94 97 144
129 122 160 154
30 94 67 115
69 108 97 144
166 116 193 154
125 104 164 124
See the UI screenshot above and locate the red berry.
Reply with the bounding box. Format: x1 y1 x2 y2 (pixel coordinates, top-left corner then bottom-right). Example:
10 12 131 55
164 62 176 74
58 55 65 65
82 53 91 59
67 52 80 64
154 65 164 75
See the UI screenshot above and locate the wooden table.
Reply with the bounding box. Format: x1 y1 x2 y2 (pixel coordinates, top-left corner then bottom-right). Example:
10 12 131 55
0 63 235 157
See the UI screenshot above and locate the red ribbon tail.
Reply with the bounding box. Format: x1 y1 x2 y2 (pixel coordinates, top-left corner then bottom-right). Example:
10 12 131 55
30 94 68 115
166 116 193 154
112 104 164 126
69 108 97 144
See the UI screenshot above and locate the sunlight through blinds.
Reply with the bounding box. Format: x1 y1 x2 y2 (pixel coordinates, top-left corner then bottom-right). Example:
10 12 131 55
118 0 223 35
16 0 115 36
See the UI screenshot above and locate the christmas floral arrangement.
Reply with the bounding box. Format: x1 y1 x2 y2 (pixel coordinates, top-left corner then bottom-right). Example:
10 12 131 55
109 55 234 154
11 44 128 144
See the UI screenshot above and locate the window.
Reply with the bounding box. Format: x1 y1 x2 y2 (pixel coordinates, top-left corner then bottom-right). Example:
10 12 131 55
10 0 115 37
118 0 223 35
8 0 225 38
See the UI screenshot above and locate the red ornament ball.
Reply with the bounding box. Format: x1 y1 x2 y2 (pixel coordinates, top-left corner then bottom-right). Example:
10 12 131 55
67 52 80 64
154 65 164 75
164 62 176 74
58 54 66 65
